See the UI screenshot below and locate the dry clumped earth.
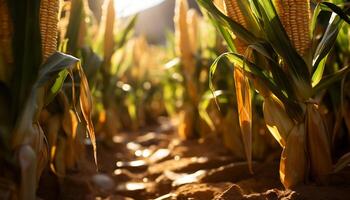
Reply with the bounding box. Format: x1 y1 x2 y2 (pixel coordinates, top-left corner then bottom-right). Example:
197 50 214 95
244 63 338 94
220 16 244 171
37 119 350 200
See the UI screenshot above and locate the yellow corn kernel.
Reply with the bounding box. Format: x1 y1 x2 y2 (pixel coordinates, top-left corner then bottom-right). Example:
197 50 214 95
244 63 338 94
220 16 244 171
223 0 247 54
40 0 60 62
224 0 247 29
274 0 311 56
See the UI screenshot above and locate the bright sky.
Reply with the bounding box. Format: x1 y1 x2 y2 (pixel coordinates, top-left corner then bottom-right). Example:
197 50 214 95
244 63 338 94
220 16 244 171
115 0 166 18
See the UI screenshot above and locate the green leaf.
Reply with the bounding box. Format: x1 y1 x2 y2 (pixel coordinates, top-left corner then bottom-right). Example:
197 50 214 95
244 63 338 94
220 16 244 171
321 2 350 24
9 0 42 121
45 69 69 105
198 91 216 131
311 3 322 39
36 52 79 87
247 42 296 99
197 0 260 45
312 13 343 69
81 47 103 81
115 15 138 49
209 52 303 120
313 65 350 94
208 15 236 52
199 90 234 131
251 0 311 84
66 0 84 55
312 55 328 87
210 52 285 104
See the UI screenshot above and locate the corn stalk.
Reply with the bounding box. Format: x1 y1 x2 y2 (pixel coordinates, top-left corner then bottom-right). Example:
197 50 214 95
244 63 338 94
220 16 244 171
0 0 95 198
198 0 350 188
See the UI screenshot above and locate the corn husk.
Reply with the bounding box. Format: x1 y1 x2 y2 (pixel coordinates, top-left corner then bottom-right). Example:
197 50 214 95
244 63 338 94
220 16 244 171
234 68 253 172
18 145 37 200
187 9 198 55
222 109 245 159
102 0 115 62
32 123 48 181
263 95 294 147
280 123 307 188
213 0 225 13
178 103 195 140
46 114 61 151
306 103 332 183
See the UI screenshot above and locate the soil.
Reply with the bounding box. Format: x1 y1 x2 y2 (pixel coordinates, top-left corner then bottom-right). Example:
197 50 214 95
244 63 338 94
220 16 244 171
37 118 350 200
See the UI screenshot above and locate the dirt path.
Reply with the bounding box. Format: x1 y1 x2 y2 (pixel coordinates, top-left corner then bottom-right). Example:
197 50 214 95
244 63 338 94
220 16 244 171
37 118 350 200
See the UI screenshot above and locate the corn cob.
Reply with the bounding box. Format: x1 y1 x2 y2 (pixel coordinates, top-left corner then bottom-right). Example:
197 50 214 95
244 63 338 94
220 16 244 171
280 123 306 188
40 0 60 62
0 0 13 83
0 0 13 64
223 0 248 54
274 0 311 56
306 103 332 183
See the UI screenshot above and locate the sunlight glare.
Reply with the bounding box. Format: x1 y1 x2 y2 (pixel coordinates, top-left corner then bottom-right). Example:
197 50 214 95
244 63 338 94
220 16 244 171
114 0 166 18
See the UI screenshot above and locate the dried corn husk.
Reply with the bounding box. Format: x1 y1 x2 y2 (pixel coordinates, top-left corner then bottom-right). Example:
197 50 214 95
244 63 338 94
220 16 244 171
213 0 225 13
178 103 195 140
306 103 332 183
280 123 307 188
263 95 294 147
46 114 61 150
54 136 66 177
174 0 198 104
32 123 48 181
18 145 37 200
103 0 115 62
234 68 252 172
187 9 198 55
222 109 245 159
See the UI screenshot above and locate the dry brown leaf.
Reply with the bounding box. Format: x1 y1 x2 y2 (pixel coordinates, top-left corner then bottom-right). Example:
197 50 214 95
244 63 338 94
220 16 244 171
234 68 252 173
18 145 37 200
78 63 97 167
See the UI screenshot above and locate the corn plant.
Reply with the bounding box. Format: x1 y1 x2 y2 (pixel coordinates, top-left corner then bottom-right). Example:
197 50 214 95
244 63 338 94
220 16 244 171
198 0 350 188
172 0 224 140
0 0 95 199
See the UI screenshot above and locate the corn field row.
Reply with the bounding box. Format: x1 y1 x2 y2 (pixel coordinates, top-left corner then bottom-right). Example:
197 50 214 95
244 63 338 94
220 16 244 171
0 0 350 199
